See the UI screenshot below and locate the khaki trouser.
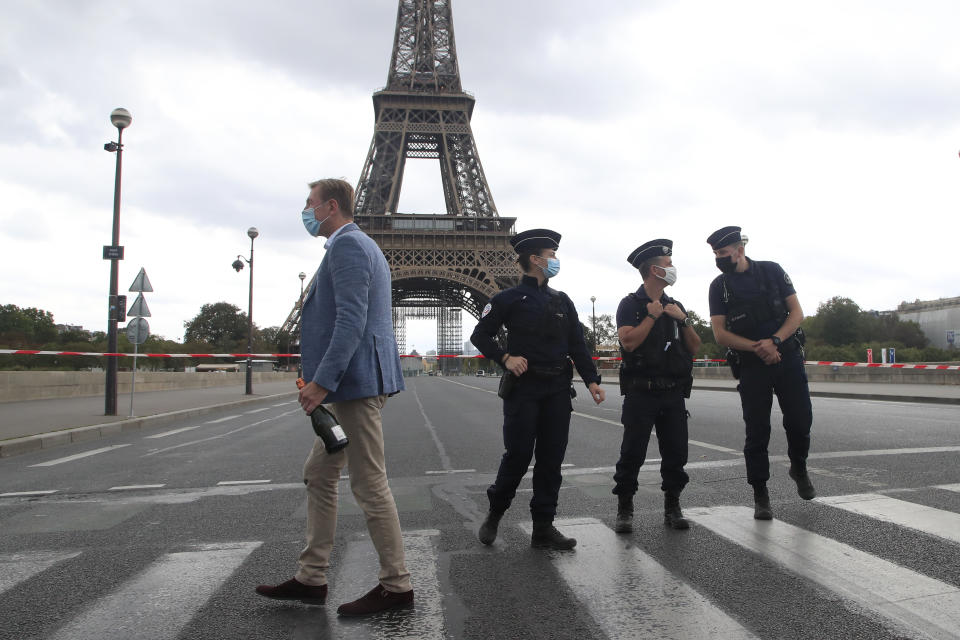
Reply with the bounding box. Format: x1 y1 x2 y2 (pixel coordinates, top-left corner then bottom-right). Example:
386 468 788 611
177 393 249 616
295 394 412 593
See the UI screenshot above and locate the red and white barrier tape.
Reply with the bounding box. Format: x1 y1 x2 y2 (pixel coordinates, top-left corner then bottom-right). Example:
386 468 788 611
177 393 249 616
0 350 299 358
0 349 956 369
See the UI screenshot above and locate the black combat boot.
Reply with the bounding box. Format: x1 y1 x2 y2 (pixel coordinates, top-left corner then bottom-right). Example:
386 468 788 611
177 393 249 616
753 484 773 520
531 521 577 550
663 492 690 530
614 495 633 534
789 464 816 500
478 510 504 545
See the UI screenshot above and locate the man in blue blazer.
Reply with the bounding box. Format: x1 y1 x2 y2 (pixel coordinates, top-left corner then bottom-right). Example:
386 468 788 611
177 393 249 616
256 178 412 616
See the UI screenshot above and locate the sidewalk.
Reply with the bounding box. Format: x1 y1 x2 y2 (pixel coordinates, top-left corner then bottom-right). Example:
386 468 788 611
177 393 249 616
691 378 960 404
1 377 958 459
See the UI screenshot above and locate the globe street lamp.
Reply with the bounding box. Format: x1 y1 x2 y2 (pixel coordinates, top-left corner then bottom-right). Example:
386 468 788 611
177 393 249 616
232 227 259 394
297 271 306 377
590 296 597 358
104 108 132 416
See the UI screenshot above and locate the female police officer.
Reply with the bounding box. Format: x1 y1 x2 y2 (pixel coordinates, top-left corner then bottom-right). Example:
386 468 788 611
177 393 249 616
706 226 815 520
470 228 605 550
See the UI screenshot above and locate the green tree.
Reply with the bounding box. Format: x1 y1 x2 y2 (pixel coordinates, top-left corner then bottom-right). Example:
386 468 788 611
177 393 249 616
685 309 725 359
814 297 862 346
585 313 617 349
0 304 57 347
183 302 252 349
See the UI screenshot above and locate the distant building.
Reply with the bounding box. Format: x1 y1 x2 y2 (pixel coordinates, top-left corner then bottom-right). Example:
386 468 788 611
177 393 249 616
896 296 960 349
401 353 424 374
462 340 479 356
56 324 88 336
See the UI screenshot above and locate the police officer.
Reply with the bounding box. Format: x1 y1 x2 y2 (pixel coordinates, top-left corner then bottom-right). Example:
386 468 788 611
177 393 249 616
612 240 700 533
706 226 815 520
471 228 605 550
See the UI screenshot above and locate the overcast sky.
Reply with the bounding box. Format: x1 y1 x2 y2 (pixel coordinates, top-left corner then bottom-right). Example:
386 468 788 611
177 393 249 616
2 0 958 352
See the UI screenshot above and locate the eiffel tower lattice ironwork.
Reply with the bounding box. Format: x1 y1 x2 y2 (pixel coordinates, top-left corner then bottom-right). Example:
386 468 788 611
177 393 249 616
280 0 518 366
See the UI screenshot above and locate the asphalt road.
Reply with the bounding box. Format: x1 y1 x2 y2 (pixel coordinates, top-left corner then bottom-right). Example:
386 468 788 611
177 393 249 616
2 376 959 640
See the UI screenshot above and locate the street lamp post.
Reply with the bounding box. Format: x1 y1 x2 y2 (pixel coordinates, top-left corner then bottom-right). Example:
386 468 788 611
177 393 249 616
590 296 597 358
297 271 306 378
232 227 259 395
104 108 132 416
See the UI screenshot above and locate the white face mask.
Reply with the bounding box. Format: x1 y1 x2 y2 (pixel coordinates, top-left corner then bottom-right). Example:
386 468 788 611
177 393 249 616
655 265 678 286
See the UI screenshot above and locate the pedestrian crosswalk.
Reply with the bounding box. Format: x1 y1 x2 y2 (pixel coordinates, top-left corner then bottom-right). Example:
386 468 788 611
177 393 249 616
686 506 960 640
2 489 960 639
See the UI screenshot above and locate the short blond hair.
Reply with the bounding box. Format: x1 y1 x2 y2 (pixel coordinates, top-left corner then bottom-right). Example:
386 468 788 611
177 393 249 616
308 178 354 219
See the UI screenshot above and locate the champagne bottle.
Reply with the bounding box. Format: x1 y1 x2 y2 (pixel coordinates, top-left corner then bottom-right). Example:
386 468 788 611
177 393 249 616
296 378 349 453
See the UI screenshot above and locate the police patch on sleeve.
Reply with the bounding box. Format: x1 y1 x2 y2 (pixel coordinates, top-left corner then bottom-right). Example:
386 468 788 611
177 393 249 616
481 303 492 318
784 272 793 286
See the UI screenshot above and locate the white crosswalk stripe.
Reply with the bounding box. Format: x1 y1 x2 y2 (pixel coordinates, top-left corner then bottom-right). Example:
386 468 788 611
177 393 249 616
0 551 80 596
519 518 758 640
46 542 261 640
686 506 960 640
816 493 960 545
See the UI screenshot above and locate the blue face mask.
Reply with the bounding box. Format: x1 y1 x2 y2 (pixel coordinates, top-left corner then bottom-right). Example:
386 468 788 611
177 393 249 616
301 207 329 237
542 257 560 279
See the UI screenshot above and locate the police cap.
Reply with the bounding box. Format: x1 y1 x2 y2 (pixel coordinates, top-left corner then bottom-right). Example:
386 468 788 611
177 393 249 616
706 226 746 250
627 239 672 269
510 228 561 254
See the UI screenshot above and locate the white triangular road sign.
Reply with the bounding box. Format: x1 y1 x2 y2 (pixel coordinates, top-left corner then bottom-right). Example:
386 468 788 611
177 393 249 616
129 268 153 292
128 293 151 318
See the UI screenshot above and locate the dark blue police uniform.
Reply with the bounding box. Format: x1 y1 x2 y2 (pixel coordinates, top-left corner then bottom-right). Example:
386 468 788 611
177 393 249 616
613 286 691 497
708 255 812 486
471 274 600 522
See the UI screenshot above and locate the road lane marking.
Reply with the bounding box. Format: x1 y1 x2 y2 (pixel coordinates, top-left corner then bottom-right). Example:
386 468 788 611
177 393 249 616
204 414 241 424
816 494 960 546
28 445 131 467
245 407 271 414
686 506 960 640
518 518 758 639
145 426 200 439
574 411 739 454
109 485 166 491
0 551 81 595
425 469 476 475
0 490 58 497
217 480 270 485
46 541 261 640
411 381 454 473
934 483 960 494
439 379 740 455
142 409 300 457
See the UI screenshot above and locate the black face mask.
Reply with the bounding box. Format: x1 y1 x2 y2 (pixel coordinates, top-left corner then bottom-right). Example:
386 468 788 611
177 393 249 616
715 256 738 273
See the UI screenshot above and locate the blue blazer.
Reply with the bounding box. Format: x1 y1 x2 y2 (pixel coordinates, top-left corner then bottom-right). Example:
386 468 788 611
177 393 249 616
300 223 405 402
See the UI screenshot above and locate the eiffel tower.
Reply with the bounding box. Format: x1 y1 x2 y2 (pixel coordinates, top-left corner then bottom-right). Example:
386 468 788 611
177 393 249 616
280 0 518 365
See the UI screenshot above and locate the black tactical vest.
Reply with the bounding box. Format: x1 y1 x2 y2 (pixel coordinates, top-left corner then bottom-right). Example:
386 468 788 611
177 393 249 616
619 294 693 380
721 267 787 341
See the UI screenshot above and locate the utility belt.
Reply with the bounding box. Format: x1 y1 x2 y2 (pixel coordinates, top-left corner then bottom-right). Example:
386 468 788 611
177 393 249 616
727 331 805 378
620 375 692 397
498 362 575 400
527 362 570 377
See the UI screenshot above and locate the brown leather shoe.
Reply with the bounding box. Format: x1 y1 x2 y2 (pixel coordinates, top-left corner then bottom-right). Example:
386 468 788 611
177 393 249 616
336 584 414 617
255 577 327 604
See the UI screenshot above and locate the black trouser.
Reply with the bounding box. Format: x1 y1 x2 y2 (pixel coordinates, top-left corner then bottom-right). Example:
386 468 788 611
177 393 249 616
737 350 813 485
487 375 573 522
612 388 689 496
